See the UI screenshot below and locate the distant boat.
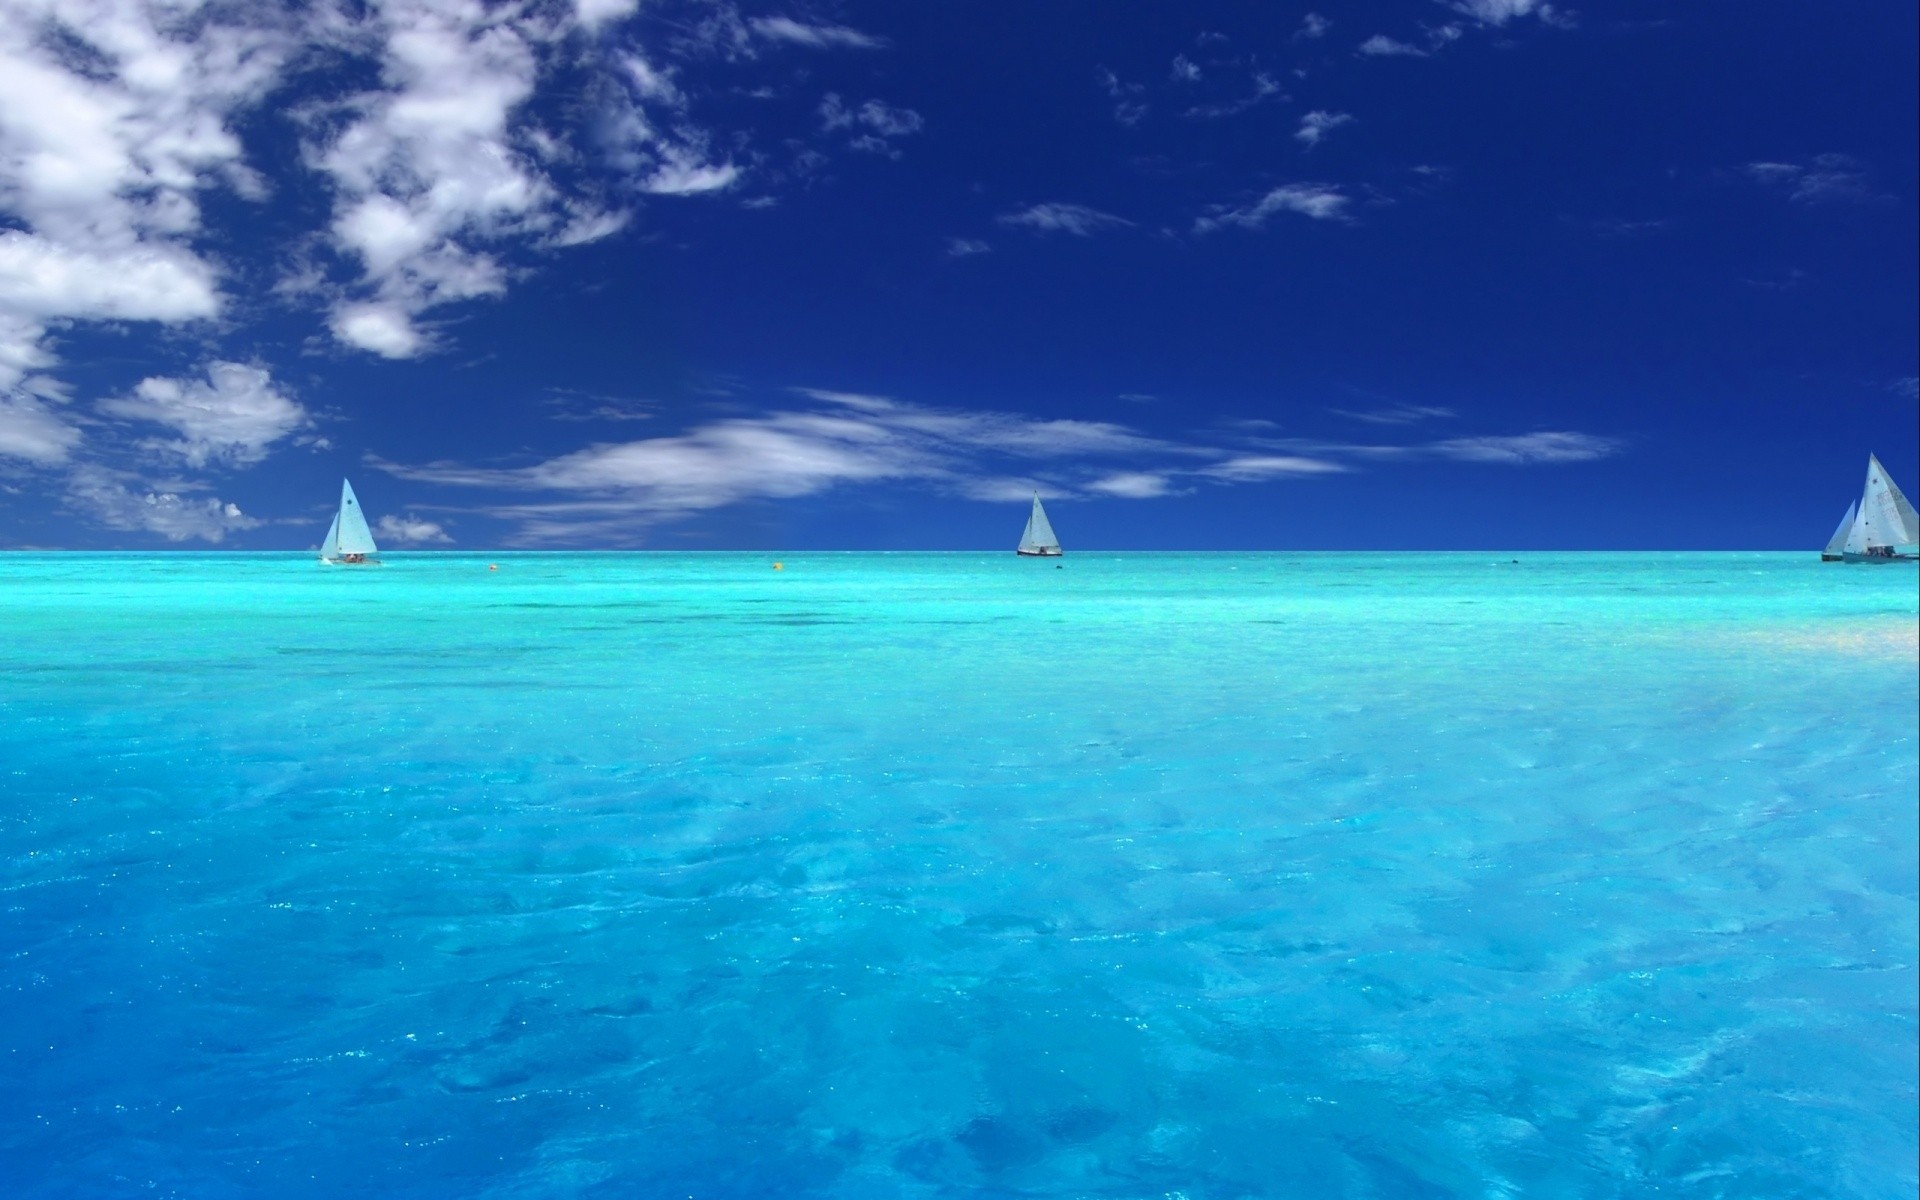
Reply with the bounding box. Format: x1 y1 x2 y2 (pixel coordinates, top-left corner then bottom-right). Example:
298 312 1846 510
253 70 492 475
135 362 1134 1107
319 479 380 566
1016 493 1063 557
1823 455 1918 562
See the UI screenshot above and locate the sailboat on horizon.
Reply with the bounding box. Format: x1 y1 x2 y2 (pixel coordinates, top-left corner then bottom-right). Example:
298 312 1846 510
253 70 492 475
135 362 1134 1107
318 478 380 566
1822 455 1918 562
1016 493 1063 557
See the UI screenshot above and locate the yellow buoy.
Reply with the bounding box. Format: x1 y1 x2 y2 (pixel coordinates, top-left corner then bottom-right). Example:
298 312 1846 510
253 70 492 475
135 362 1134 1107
488 563 498 571
772 562 784 571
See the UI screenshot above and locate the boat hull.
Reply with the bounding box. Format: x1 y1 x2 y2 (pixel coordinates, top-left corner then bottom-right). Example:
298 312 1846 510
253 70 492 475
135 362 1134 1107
1015 548 1063 557
319 557 382 567
1833 552 1917 563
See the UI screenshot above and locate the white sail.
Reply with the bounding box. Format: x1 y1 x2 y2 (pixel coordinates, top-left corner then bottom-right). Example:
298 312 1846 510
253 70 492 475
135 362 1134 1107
1862 455 1919 547
1018 494 1060 554
319 512 341 559
1843 501 1871 554
1822 501 1856 556
333 479 379 556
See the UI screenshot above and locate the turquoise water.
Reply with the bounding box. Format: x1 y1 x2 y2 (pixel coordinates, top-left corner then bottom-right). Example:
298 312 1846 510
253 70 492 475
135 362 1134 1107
2 552 1915 1199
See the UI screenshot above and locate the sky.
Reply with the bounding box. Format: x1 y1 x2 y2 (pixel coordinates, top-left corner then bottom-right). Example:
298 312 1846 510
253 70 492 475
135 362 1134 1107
0 0 1915 551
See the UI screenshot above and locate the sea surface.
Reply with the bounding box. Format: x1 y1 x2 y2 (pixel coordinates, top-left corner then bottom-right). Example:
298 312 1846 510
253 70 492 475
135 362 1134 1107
2 552 1915 1199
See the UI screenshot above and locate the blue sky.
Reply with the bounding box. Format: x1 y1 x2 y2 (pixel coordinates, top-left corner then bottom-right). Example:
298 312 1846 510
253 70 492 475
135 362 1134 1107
0 0 1914 550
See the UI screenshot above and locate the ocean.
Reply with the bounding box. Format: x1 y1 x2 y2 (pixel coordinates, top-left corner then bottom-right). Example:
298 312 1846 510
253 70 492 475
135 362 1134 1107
2 552 1914 1198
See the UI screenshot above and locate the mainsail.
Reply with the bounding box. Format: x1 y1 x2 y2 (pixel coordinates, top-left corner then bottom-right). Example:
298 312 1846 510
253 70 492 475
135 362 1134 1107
1822 501 1857 558
1861 454 1919 548
1017 494 1061 555
325 479 379 559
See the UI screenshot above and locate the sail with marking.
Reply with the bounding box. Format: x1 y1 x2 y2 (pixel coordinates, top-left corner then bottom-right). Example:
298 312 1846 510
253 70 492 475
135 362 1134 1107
334 479 379 556
1823 501 1857 557
1017 494 1061 554
1862 455 1919 547
319 512 341 560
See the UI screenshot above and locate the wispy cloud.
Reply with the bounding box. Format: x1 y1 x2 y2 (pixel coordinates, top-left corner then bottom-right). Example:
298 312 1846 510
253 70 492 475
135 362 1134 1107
1170 54 1202 83
1184 74 1284 120
820 94 924 157
375 386 1616 543
1743 155 1887 205
1330 404 1456 426
1203 455 1352 481
1423 432 1621 463
1195 184 1351 233
377 389 1214 540
1296 13 1332 40
1295 111 1355 147
62 465 260 543
1096 68 1148 126
946 238 992 257
748 17 884 50
1269 431 1623 464
999 203 1134 237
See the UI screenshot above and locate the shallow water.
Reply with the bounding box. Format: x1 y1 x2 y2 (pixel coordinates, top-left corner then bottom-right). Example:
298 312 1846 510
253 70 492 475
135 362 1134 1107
2 552 1915 1199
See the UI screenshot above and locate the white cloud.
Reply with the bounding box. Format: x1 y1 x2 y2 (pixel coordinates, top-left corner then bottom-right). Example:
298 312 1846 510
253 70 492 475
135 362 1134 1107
98 361 308 467
1170 55 1202 83
331 302 425 359
641 154 742 196
1447 0 1558 26
374 513 453 543
1087 471 1174 498
1195 184 1351 233
0 391 82 464
575 0 641 33
546 205 633 247
998 203 1133 237
0 0 291 386
1204 455 1351 481
947 238 991 257
1894 377 1918 401
852 100 924 138
311 1 549 358
1295 111 1354 147
748 16 883 50
1358 34 1428 57
64 466 260 543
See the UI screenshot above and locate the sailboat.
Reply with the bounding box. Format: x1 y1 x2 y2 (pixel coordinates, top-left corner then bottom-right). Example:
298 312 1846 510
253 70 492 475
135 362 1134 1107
318 478 380 566
1822 455 1918 562
1016 493 1063 557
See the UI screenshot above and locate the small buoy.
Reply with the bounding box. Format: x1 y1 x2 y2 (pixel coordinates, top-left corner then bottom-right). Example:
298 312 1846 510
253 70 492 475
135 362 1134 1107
489 563 498 571
772 562 783 571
